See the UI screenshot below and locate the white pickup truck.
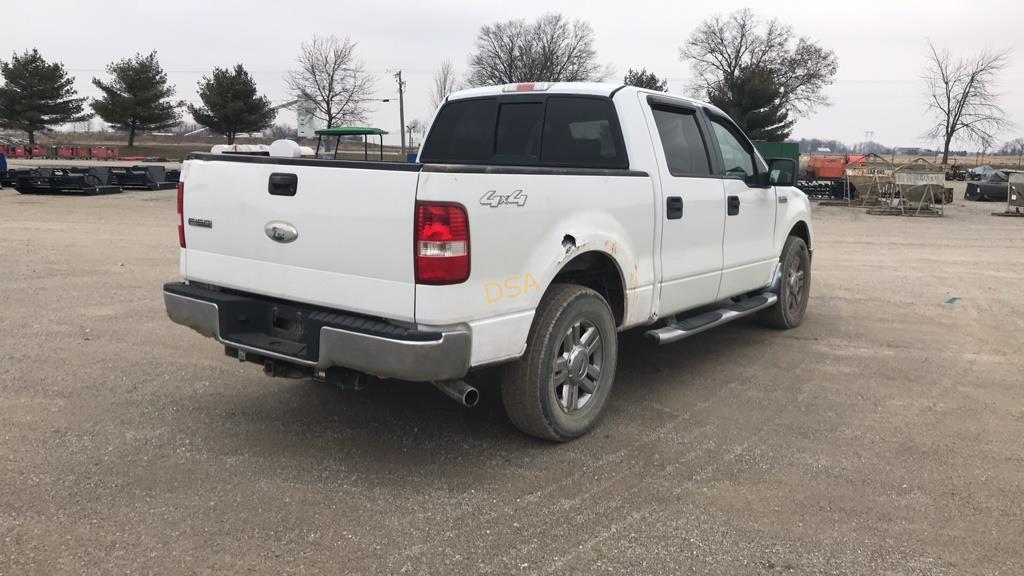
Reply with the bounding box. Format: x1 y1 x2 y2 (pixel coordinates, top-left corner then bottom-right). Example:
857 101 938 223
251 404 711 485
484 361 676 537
165 82 812 441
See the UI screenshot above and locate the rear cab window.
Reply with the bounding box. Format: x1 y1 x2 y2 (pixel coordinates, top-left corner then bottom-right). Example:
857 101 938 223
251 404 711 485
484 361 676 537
495 102 544 161
650 105 712 176
420 95 628 169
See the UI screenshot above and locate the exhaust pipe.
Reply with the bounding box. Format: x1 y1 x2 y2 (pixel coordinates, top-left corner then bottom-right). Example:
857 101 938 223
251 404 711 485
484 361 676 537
432 379 479 407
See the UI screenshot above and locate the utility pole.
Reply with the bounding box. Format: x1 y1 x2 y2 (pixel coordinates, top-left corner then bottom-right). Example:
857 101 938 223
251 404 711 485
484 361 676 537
394 70 407 158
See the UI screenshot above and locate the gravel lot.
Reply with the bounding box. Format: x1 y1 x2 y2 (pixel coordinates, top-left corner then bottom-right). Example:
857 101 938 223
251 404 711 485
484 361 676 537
1 184 1022 575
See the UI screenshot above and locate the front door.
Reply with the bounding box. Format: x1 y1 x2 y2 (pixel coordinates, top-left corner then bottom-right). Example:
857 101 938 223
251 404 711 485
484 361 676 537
643 96 725 316
705 114 777 299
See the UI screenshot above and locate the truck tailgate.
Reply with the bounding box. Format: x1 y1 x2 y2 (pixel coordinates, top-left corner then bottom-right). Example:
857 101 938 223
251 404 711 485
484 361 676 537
181 156 420 322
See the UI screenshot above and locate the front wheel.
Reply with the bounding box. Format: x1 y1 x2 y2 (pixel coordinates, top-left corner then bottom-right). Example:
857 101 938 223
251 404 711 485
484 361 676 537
758 236 811 329
500 284 618 441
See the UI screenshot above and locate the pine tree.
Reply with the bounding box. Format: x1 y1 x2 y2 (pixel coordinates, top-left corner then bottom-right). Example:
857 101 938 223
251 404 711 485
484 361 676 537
91 52 182 146
0 49 92 145
623 68 668 91
708 65 794 141
188 65 276 144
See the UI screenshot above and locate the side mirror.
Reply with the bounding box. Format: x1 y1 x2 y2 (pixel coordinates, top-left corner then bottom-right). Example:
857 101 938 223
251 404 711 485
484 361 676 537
768 158 797 187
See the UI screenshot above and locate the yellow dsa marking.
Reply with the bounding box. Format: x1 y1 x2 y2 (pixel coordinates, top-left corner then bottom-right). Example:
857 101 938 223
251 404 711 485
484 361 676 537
485 273 541 304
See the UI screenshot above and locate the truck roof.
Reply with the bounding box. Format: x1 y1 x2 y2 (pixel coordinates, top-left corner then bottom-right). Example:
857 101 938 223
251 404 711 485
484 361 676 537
446 82 710 109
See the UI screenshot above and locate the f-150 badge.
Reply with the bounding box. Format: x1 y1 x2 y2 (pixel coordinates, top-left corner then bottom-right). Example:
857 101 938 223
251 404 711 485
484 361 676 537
480 189 527 208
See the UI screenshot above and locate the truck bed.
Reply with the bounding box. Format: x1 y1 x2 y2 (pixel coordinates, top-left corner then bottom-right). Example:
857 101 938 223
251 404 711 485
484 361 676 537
180 153 423 323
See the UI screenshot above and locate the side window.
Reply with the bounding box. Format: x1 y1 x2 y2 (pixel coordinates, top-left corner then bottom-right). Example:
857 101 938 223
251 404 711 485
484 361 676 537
541 97 626 168
495 102 543 159
709 117 755 180
419 98 496 163
651 106 711 176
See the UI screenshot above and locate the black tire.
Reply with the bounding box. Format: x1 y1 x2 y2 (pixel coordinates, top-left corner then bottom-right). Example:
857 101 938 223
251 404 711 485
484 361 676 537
758 236 811 329
500 284 618 442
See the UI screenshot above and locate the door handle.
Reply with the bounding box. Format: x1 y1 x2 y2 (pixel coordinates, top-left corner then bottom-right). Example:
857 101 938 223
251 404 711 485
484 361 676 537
666 196 683 219
727 195 740 216
268 173 298 196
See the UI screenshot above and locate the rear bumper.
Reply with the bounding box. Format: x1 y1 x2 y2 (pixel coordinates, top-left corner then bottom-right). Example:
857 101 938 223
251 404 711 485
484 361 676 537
163 283 471 381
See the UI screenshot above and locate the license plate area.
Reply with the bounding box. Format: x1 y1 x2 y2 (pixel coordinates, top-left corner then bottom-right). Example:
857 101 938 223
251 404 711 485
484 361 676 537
219 299 318 361
270 306 305 339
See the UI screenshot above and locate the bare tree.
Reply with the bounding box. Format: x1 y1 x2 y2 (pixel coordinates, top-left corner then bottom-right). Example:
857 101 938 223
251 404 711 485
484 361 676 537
430 60 459 110
466 13 608 87
680 9 837 116
406 118 428 147
999 137 1024 167
924 41 1011 165
286 35 374 128
269 123 299 140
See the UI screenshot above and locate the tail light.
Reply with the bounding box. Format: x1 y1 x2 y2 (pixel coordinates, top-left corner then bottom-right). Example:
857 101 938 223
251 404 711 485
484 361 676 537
415 202 469 284
177 182 185 248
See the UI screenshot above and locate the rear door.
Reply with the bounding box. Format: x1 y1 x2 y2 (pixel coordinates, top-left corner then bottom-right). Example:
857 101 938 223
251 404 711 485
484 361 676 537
642 96 725 315
704 113 777 299
414 93 656 364
182 157 421 322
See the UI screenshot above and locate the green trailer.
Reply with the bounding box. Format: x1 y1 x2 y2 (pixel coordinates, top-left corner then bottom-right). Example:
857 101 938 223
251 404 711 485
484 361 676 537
754 141 800 166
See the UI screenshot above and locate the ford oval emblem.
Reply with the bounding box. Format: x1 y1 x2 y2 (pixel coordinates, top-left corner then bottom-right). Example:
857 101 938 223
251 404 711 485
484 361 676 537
265 221 298 243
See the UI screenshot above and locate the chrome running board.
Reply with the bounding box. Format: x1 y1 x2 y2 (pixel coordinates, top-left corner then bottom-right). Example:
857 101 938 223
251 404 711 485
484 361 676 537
645 292 778 345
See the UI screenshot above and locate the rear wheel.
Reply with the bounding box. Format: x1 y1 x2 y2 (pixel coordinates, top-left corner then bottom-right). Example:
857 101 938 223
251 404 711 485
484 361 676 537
500 284 618 441
758 235 811 329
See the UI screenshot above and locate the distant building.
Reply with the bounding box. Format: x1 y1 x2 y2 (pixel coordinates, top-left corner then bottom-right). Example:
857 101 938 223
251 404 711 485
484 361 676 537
297 101 322 138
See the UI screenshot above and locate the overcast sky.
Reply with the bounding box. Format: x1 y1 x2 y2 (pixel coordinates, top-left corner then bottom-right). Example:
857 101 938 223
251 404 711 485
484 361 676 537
4 0 1021 149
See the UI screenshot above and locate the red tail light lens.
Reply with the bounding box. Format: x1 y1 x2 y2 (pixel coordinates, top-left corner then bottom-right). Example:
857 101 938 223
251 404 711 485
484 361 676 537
415 202 469 285
177 182 185 248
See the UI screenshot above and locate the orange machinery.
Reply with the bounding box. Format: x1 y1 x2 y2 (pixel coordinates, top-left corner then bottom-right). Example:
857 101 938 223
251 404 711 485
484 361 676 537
805 155 865 180
799 155 867 198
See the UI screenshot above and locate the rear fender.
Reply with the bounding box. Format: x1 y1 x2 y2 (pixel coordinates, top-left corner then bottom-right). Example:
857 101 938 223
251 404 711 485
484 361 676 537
531 212 650 328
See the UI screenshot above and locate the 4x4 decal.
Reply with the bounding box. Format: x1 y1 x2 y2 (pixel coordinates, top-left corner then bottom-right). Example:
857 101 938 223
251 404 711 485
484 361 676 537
480 189 527 208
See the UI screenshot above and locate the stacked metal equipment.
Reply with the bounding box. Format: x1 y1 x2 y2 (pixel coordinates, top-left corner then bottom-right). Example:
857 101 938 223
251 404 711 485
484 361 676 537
1 168 34 188
12 167 122 195
992 172 1024 217
108 166 178 190
869 158 946 217
966 169 1011 201
842 153 896 208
